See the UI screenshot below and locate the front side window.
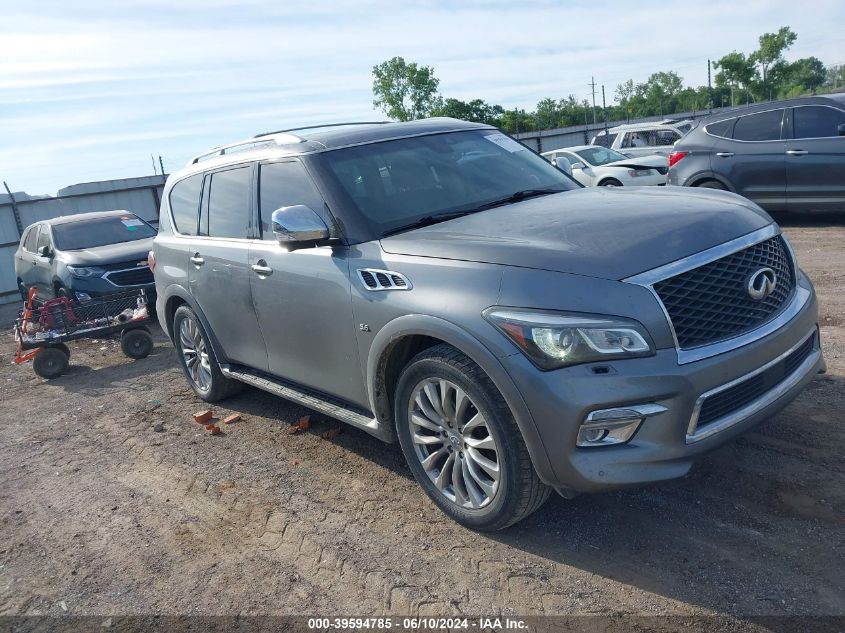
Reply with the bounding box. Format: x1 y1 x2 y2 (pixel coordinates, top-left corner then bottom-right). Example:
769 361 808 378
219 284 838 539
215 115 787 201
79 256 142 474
169 174 203 235
259 161 327 239
23 227 38 252
205 166 252 239
52 215 156 251
732 109 785 142
36 226 51 252
793 106 845 139
316 129 578 237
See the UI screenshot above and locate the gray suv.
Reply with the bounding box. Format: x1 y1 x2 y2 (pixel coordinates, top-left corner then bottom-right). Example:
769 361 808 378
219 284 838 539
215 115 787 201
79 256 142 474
667 93 845 212
153 119 824 530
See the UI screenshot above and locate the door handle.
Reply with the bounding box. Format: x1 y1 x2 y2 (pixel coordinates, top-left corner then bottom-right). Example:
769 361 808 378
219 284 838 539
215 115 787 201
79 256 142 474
715 152 734 157
786 149 808 156
189 253 205 266
251 261 273 276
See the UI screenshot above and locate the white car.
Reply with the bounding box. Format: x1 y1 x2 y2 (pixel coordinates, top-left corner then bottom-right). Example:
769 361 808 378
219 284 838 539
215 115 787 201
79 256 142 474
590 122 684 157
543 146 668 187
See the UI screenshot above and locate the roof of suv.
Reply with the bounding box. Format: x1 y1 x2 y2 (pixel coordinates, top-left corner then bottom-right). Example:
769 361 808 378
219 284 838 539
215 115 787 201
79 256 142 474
176 118 494 180
697 93 845 125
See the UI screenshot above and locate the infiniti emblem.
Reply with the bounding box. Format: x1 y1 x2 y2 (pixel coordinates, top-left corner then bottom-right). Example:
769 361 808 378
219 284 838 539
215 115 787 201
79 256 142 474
747 267 777 301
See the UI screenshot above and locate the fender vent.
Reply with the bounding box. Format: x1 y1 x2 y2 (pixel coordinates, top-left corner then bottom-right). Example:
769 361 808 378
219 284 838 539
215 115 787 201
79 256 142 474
357 268 412 291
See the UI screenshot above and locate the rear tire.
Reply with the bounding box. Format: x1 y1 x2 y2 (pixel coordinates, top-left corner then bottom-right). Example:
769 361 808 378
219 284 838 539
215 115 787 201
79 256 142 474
172 305 242 402
33 347 69 379
395 344 550 531
121 328 154 359
695 179 727 190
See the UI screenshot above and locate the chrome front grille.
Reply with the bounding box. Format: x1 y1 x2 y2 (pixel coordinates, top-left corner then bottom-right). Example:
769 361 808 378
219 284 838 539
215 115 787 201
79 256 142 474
653 236 795 349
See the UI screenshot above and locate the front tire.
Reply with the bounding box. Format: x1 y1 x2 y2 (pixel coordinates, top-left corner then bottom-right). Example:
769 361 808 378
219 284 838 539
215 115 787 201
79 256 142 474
599 178 622 187
172 305 242 402
395 344 550 531
33 347 69 379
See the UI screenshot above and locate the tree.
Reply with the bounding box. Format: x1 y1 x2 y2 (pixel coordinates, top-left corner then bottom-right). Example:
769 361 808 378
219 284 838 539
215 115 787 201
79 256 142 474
432 98 504 125
713 51 756 103
750 26 797 99
372 57 441 121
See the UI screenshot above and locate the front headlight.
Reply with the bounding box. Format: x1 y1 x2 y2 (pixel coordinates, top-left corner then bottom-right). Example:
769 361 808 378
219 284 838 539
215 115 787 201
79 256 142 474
66 265 106 278
483 308 654 370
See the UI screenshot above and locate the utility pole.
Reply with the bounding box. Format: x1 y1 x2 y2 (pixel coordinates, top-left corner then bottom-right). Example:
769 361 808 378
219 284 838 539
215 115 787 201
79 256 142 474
159 155 166 178
589 76 598 125
601 84 609 138
150 154 157 175
707 59 713 114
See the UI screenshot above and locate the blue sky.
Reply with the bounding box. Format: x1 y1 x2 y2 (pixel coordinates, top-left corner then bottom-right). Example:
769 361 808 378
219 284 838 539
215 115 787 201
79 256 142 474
2 0 844 195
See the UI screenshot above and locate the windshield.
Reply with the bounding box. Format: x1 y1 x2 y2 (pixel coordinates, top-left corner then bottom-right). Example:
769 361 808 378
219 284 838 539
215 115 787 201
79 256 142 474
576 147 630 166
52 214 156 250
317 129 578 237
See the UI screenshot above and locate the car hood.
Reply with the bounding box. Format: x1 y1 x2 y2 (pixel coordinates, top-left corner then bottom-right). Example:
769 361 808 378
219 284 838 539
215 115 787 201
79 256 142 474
59 237 155 266
606 154 668 169
379 187 772 281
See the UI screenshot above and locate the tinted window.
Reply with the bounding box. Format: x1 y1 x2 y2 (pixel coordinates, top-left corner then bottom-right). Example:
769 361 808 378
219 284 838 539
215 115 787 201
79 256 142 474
23 227 38 252
259 161 326 239
36 226 51 251
592 132 617 148
206 166 252 239
793 106 845 139
169 174 203 235
733 110 784 141
705 118 735 138
318 129 577 237
52 215 156 251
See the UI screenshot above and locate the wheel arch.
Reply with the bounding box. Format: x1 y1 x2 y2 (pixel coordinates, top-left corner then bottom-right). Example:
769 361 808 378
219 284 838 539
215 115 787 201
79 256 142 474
367 315 556 484
161 285 229 366
688 171 735 191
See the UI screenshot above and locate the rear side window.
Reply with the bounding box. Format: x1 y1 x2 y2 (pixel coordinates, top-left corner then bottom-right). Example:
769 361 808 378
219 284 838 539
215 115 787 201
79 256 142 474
705 118 735 138
36 226 50 251
258 161 327 239
204 166 252 239
169 174 203 235
592 132 617 148
793 106 845 139
732 109 785 141
23 227 38 252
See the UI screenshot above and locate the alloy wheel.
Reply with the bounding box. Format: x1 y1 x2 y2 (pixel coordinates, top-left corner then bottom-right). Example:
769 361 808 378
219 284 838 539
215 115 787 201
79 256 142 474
407 378 501 509
179 317 212 392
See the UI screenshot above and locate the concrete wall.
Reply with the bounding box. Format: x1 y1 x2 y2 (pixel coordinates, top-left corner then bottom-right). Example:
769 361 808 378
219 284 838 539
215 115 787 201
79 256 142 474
0 175 165 304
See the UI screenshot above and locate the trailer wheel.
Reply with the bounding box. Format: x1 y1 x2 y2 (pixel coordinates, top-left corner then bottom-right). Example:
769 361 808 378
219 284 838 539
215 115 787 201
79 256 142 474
33 347 69 379
121 328 154 359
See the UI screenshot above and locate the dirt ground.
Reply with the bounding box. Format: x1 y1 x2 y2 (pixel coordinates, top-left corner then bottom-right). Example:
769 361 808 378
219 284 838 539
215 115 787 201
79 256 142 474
0 215 843 630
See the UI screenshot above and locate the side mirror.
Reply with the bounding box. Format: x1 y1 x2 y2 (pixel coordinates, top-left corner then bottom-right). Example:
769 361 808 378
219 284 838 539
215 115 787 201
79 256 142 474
571 162 585 170
838 123 845 137
37 245 52 258
271 205 329 247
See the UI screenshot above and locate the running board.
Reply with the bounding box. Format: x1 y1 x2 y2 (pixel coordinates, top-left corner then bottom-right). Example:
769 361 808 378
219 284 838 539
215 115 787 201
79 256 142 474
220 364 383 437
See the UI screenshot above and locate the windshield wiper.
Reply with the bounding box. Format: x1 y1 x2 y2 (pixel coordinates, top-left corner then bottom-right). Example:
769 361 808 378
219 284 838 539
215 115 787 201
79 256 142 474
382 211 477 237
469 187 566 213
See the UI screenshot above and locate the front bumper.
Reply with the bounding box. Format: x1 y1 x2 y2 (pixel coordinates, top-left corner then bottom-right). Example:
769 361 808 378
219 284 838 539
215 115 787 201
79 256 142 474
63 275 156 304
504 279 823 493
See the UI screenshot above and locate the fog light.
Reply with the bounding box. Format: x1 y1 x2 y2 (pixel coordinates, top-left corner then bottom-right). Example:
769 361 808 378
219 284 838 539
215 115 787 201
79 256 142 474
577 403 667 447
75 292 92 301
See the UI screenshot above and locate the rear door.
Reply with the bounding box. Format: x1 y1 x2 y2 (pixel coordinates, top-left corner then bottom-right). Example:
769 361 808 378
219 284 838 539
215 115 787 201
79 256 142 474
248 159 365 406
188 163 269 371
17 226 40 292
785 104 845 212
715 108 787 210
33 225 55 296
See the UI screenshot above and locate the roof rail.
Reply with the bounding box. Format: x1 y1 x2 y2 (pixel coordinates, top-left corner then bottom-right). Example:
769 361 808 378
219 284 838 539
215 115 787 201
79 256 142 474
187 132 306 165
254 121 390 138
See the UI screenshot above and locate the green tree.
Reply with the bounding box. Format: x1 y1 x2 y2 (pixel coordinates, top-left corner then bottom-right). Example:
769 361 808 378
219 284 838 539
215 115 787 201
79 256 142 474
432 98 504 124
372 56 441 121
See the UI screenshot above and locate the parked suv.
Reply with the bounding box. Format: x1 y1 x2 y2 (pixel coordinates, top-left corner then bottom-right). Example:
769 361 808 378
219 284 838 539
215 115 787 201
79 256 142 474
153 119 823 530
667 94 845 212
591 122 684 157
15 210 156 302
